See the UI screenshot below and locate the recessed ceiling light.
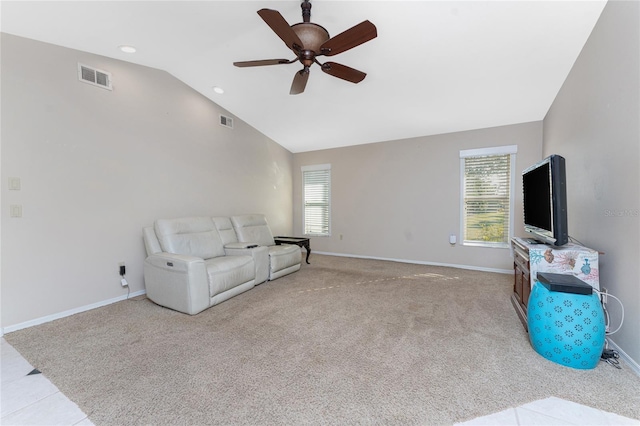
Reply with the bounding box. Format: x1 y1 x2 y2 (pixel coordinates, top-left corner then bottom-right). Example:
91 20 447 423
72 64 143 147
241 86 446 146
213 86 225 94
119 45 136 53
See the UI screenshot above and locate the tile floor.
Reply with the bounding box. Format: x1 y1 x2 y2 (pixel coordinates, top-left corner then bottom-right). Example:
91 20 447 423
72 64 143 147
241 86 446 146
455 396 639 425
1 338 93 425
2 337 638 426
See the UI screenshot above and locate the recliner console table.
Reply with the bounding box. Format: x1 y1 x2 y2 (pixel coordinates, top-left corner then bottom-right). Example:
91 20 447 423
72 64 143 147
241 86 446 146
275 236 311 264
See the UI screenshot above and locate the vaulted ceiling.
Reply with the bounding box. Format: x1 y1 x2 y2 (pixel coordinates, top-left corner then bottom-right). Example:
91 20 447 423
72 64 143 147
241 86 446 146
1 1 607 153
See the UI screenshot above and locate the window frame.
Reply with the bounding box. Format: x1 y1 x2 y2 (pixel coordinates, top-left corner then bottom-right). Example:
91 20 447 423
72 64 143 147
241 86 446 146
301 164 331 237
459 145 517 248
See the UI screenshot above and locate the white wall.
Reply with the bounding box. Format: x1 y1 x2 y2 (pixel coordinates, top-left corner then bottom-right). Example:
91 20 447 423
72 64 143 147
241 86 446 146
543 0 640 366
1 34 294 329
293 122 543 271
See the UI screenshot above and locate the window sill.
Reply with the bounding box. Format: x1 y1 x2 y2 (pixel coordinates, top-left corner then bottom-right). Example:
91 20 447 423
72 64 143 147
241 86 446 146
463 241 510 249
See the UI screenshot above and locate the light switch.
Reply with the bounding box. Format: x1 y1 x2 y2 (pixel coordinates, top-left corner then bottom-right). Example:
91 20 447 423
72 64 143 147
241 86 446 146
10 205 22 218
9 177 21 190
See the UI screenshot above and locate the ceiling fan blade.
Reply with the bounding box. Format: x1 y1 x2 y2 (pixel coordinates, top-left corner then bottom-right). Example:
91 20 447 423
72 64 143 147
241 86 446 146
234 59 292 68
257 9 304 51
320 20 377 56
290 68 310 95
321 62 367 83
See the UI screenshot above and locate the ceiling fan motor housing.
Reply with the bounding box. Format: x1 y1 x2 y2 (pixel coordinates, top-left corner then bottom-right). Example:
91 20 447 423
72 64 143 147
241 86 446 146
291 23 329 66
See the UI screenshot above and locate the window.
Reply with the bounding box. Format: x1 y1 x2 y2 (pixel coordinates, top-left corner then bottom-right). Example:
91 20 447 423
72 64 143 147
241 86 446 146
302 164 331 236
460 146 517 248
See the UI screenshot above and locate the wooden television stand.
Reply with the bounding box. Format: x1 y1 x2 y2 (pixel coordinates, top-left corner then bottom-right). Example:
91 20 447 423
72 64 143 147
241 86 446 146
511 237 600 331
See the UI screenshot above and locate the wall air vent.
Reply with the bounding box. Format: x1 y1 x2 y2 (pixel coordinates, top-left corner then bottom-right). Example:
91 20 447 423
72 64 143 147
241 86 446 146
219 114 234 129
77 63 112 90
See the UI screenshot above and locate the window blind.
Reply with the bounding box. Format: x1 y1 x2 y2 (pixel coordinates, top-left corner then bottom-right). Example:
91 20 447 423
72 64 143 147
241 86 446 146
463 154 511 245
302 165 331 236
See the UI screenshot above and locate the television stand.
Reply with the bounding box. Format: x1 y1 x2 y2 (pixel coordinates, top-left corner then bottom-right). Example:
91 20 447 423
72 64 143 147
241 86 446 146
510 237 600 331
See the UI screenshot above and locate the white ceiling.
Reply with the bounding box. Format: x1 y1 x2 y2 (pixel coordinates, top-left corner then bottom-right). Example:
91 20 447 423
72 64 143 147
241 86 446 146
1 1 607 153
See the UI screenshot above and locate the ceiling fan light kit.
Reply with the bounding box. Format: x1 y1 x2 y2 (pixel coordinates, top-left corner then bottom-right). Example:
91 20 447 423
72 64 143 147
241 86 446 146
233 0 377 95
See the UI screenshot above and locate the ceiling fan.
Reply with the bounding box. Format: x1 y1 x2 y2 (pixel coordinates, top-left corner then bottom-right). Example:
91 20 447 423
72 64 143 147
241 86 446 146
234 0 377 95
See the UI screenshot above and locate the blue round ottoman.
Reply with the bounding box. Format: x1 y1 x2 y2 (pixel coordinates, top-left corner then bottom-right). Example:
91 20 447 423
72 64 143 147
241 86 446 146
527 281 605 369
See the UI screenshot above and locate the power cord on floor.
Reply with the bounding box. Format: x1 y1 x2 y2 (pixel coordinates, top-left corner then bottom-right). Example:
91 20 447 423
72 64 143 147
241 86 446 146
601 346 621 369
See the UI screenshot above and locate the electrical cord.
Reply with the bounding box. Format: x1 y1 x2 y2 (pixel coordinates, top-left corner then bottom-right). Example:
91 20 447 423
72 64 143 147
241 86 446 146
568 235 586 246
594 289 625 335
121 273 131 300
592 289 625 369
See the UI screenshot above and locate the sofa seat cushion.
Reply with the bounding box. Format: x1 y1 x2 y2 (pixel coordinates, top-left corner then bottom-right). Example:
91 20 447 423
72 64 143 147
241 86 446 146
268 244 301 272
205 255 255 297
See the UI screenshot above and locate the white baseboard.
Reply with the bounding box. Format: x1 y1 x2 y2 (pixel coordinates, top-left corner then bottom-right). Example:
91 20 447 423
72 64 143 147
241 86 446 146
314 251 514 275
1 290 146 336
606 338 640 377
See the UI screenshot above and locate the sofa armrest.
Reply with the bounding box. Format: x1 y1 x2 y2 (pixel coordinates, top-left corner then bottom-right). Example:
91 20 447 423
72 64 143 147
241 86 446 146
224 245 269 285
143 252 210 315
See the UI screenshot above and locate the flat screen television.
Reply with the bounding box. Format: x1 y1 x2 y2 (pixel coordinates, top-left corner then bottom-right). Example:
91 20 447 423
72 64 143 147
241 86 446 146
522 154 568 246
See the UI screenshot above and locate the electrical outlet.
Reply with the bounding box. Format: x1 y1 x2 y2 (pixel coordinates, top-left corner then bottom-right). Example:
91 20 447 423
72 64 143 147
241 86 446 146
118 262 126 287
601 287 608 305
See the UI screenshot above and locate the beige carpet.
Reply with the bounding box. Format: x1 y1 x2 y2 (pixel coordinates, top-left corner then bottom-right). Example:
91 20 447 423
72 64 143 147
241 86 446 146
5 255 640 425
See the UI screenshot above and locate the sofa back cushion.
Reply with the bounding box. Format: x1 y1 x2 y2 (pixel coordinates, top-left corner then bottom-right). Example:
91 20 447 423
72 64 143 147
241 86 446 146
212 216 239 246
155 217 225 259
231 214 275 247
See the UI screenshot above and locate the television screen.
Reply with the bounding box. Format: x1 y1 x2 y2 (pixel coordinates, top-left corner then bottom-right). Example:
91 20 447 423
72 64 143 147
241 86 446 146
523 161 551 231
522 155 568 246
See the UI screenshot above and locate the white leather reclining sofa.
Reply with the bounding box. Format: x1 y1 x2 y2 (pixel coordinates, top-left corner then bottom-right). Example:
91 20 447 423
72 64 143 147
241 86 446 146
222 214 301 280
143 214 301 315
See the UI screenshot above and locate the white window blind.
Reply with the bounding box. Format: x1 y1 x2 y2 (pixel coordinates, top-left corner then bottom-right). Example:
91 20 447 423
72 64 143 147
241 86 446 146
302 164 331 236
460 146 516 247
